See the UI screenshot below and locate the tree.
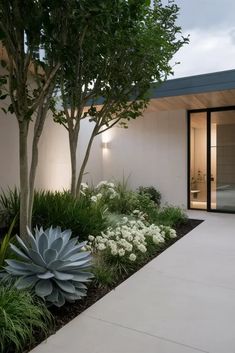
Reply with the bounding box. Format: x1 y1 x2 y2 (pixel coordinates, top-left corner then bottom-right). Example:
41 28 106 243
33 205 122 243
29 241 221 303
52 0 188 197
0 0 76 236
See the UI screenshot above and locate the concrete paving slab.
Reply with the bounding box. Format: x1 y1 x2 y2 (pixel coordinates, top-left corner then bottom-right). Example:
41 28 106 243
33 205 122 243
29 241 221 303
146 216 235 289
30 315 208 353
84 268 235 353
148 246 235 290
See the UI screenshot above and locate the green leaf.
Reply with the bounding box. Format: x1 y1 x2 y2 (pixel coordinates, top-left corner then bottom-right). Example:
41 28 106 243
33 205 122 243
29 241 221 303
46 286 59 303
53 271 74 281
56 292 65 307
10 244 30 262
37 271 54 279
48 259 66 270
5 259 44 273
58 259 91 271
28 249 46 267
72 272 94 282
35 280 53 297
37 232 48 256
69 251 91 262
54 279 75 294
50 237 63 253
16 275 38 289
43 248 58 263
5 266 32 276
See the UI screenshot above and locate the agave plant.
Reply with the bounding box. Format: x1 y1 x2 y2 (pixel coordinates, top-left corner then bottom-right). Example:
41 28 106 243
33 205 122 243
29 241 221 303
5 227 93 307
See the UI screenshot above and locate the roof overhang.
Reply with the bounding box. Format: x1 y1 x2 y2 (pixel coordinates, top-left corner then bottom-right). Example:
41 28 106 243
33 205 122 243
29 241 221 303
147 69 235 112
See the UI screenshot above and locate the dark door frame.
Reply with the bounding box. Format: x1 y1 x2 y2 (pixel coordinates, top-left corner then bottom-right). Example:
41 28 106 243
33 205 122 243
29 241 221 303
187 105 235 213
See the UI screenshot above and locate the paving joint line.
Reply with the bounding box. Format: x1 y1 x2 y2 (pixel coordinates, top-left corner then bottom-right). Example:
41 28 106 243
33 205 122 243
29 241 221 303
83 314 210 353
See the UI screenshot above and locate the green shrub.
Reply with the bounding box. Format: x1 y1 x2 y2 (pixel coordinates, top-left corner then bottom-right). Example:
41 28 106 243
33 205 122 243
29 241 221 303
90 181 186 230
153 206 187 227
137 186 161 207
0 217 17 274
135 193 159 222
106 213 126 226
95 179 139 214
32 190 108 240
95 180 157 216
0 189 108 240
0 283 52 353
6 226 93 307
92 256 118 288
0 188 19 227
108 189 139 214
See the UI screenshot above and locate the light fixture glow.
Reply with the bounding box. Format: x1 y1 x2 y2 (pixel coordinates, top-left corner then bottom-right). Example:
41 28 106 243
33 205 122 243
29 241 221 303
101 141 110 149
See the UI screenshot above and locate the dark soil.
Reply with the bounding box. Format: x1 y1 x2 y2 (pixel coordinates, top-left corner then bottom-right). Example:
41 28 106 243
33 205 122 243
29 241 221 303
0 226 8 239
22 218 203 353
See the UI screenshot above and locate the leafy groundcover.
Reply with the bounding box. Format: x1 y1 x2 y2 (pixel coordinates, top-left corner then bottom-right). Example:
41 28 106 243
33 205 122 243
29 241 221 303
23 218 202 353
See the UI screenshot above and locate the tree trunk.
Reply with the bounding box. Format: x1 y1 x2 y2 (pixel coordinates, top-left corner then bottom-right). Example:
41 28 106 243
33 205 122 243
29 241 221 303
76 130 96 197
69 132 78 197
18 120 29 239
28 103 48 230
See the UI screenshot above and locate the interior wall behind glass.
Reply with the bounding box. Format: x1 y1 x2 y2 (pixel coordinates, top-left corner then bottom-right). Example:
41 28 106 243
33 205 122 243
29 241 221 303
211 110 235 211
190 113 207 209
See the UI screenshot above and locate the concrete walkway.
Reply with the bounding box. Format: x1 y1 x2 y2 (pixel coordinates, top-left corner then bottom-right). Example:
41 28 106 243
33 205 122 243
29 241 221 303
31 211 235 353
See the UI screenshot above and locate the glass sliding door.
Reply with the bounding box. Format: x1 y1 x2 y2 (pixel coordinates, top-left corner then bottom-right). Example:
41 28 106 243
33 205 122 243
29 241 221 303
189 112 207 209
210 110 235 211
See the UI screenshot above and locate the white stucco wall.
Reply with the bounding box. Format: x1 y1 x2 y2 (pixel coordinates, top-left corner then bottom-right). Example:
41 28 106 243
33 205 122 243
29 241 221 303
35 116 103 191
0 110 20 189
0 110 103 191
0 101 187 206
101 110 187 206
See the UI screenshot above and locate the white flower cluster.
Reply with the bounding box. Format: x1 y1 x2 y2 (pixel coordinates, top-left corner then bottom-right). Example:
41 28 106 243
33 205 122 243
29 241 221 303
96 181 115 189
91 193 103 203
159 225 177 240
91 180 119 202
80 182 89 196
132 209 147 221
87 214 177 262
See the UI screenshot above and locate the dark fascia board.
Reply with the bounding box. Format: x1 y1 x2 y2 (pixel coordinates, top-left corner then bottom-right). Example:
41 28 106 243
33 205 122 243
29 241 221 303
86 69 235 106
151 69 235 98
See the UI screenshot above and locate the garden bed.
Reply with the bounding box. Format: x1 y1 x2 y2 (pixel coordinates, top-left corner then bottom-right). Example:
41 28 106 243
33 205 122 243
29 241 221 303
27 218 202 352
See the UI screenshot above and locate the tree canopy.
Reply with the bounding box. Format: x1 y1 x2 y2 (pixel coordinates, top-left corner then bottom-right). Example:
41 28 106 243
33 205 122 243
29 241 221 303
51 0 188 195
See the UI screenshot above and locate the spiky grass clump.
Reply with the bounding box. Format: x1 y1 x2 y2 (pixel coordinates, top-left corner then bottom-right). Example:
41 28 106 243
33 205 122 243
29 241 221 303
154 206 188 227
0 189 108 241
0 188 19 227
0 283 52 353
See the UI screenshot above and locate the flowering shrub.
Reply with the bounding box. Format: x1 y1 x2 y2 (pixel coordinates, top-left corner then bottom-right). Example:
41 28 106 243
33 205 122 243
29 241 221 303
82 180 187 229
89 180 156 216
92 181 119 203
86 211 177 270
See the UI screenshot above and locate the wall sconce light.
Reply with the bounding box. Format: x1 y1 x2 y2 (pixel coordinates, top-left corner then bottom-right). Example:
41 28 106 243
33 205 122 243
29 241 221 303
101 142 110 149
